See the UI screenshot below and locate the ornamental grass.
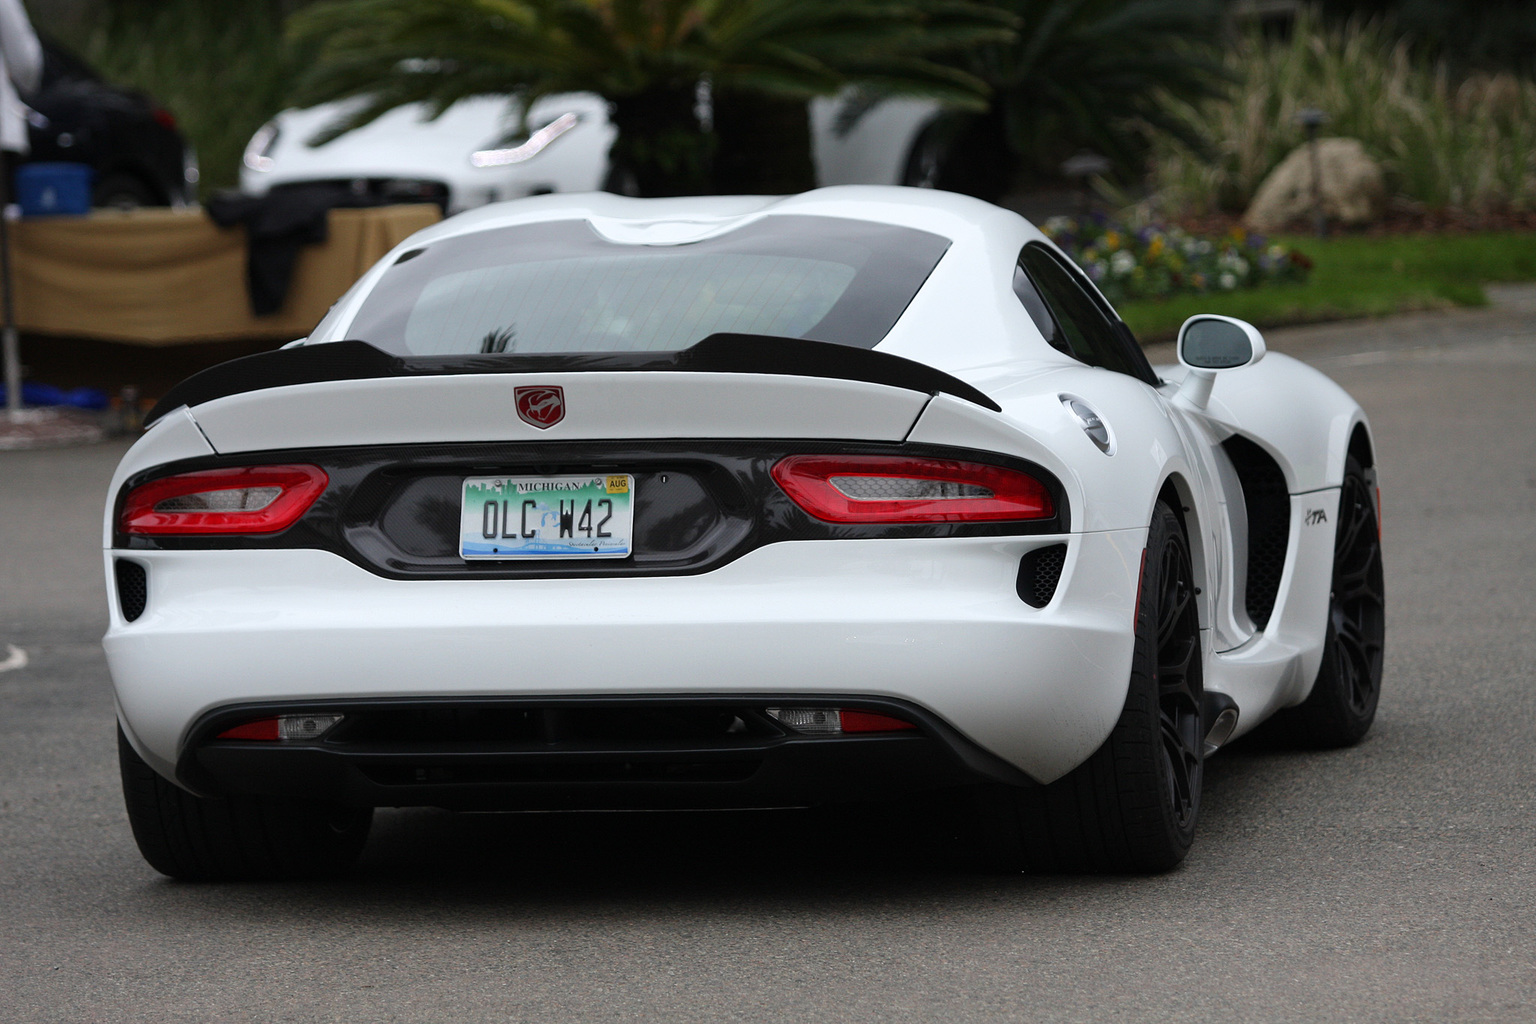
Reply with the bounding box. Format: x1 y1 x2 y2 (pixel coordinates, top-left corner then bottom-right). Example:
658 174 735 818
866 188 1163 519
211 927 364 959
1151 6 1536 219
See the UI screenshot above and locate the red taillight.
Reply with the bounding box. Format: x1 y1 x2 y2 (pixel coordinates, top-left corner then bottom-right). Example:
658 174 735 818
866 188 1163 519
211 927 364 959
216 714 343 741
772 455 1053 524
152 107 177 130
766 706 919 735
218 718 279 741
119 464 328 535
839 710 918 733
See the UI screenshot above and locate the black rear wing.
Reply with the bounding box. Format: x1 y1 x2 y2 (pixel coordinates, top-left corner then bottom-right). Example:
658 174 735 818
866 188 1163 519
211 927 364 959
146 334 1000 426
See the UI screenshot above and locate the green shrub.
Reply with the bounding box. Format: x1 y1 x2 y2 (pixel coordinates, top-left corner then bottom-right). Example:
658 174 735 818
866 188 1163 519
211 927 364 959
71 0 314 197
1151 6 1536 218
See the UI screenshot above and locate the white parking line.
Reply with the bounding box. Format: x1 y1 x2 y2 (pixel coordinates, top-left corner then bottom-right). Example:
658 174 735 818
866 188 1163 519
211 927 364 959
0 645 28 673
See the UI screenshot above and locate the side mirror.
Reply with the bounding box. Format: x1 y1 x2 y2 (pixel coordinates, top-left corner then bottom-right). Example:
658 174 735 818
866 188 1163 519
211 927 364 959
1173 315 1267 410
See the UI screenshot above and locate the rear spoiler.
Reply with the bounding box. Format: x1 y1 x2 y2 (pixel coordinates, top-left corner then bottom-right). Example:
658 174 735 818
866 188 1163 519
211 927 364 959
145 334 1000 426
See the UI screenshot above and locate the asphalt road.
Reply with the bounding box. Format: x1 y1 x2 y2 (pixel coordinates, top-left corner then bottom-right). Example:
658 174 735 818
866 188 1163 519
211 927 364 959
3 295 1535 1023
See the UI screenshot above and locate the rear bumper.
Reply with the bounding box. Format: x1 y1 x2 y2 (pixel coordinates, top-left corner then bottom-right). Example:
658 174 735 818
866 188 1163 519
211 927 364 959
106 531 1144 792
181 695 1027 810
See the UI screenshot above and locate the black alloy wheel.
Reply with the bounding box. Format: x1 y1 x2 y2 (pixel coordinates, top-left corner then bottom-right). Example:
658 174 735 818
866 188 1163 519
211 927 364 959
972 500 1204 873
1278 454 1385 747
1153 514 1204 833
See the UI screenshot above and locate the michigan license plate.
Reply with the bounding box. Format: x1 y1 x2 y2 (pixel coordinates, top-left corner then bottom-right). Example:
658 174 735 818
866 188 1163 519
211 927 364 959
460 474 634 559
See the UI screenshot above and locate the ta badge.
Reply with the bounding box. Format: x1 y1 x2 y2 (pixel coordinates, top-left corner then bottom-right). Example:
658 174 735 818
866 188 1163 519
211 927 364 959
1305 508 1328 526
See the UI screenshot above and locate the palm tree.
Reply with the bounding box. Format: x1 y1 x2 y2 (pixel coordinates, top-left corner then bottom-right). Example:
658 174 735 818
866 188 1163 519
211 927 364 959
288 0 1014 196
847 0 1230 200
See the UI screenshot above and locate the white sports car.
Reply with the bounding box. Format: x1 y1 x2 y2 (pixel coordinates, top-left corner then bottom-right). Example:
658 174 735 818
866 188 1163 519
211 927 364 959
104 187 1384 879
239 94 940 210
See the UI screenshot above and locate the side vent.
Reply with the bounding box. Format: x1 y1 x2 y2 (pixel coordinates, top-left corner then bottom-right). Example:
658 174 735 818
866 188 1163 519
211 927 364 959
115 559 148 622
1222 435 1289 630
1017 544 1067 608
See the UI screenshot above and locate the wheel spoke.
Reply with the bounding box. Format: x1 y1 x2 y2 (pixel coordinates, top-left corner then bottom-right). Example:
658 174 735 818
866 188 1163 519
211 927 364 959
1159 638 1198 701
1337 627 1374 678
1336 565 1381 607
1159 713 1200 823
1147 521 1203 829
1336 505 1366 560
1157 578 1191 645
1333 611 1365 648
1335 566 1370 603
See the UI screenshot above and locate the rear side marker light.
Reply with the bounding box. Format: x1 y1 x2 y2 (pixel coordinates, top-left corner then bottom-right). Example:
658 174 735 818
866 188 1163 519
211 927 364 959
766 707 918 736
772 455 1053 524
217 714 343 741
120 465 327 534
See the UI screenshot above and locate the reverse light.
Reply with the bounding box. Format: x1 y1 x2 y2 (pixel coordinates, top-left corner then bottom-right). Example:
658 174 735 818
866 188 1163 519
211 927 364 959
120 465 327 535
217 714 343 741
772 455 1053 524
766 708 918 736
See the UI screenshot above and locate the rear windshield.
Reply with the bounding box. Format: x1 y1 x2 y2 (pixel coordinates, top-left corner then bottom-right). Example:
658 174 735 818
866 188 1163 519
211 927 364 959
342 215 950 355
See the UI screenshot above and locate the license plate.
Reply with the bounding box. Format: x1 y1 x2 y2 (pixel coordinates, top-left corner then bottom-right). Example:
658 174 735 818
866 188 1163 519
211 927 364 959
460 474 634 559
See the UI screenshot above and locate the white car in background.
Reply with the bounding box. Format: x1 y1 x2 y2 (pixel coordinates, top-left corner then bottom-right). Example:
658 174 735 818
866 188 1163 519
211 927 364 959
240 93 939 210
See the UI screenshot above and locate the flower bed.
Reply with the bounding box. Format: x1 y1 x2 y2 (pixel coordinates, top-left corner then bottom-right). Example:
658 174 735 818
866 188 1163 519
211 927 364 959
1040 216 1312 305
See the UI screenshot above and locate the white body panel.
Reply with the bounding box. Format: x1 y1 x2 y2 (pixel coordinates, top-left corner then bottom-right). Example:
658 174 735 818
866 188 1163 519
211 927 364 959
1161 353 1369 493
1205 490 1341 737
188 372 930 454
108 532 1140 785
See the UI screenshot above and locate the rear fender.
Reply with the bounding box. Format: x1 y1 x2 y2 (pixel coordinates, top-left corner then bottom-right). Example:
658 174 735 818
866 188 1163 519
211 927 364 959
1156 351 1374 729
101 407 214 549
1181 351 1371 493
908 371 1203 535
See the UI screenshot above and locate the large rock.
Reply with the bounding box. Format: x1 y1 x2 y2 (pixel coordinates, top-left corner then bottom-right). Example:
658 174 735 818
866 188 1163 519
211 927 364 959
1243 138 1386 232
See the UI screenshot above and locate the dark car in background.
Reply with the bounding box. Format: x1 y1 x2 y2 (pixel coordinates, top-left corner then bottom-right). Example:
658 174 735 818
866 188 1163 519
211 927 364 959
22 39 196 208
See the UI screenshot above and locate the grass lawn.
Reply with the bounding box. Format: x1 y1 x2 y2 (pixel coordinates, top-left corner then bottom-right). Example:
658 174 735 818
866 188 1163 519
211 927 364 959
1118 232 1536 341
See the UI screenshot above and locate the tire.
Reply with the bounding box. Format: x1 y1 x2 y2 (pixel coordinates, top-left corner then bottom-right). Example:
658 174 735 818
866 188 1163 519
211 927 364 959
972 500 1205 873
1273 454 1385 747
900 120 947 189
117 727 372 881
93 173 161 210
899 112 1013 203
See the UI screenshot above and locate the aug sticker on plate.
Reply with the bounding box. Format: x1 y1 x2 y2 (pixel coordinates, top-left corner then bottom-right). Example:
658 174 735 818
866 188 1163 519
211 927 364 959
460 474 634 559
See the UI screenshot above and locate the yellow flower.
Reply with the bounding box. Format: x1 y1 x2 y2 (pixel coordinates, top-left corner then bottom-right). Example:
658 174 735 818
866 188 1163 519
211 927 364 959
1147 237 1164 259
1104 231 1121 251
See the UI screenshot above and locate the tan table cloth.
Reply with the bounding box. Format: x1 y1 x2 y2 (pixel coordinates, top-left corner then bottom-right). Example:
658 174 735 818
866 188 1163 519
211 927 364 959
10 204 441 345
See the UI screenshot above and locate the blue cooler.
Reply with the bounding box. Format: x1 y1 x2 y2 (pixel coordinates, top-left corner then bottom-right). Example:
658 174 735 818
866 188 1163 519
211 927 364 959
15 162 95 216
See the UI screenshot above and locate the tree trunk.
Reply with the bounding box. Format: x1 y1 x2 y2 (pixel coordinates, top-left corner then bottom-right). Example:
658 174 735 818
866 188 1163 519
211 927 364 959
606 86 713 197
711 90 816 194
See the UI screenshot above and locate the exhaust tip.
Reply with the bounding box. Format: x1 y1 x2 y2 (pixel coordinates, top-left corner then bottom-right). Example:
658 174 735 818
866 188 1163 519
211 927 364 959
1204 708 1239 755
